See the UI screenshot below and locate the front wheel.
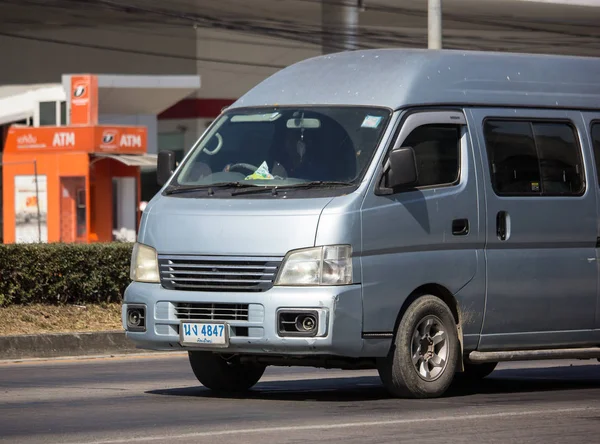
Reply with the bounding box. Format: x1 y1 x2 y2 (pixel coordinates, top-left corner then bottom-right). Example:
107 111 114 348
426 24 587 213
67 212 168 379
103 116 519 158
188 351 266 393
377 295 460 398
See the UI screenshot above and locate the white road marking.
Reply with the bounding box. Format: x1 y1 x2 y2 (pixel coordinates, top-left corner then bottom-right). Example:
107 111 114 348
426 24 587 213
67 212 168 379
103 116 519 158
74 406 598 444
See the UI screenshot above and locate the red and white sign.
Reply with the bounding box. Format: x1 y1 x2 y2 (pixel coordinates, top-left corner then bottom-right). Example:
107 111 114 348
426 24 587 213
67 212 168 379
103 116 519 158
99 130 119 151
70 75 98 126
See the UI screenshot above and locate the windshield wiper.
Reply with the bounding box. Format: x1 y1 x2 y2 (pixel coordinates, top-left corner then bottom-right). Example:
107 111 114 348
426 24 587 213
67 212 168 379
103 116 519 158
231 181 353 196
165 182 256 195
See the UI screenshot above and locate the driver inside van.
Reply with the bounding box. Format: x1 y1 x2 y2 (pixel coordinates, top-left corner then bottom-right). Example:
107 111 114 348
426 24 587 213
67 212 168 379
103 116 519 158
222 128 313 180
272 129 322 180
220 115 352 182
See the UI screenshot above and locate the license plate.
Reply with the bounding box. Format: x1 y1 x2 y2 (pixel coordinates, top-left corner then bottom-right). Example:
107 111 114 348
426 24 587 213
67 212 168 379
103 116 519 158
180 321 229 347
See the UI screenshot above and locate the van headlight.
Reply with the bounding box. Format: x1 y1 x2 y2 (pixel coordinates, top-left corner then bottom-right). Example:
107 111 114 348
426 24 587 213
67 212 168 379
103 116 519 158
275 245 352 286
130 243 160 283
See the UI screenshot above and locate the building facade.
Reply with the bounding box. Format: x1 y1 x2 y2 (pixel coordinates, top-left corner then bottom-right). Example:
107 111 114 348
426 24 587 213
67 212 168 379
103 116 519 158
1 0 600 242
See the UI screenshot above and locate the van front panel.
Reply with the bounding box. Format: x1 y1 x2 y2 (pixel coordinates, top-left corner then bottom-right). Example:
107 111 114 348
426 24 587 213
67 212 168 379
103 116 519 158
123 105 396 357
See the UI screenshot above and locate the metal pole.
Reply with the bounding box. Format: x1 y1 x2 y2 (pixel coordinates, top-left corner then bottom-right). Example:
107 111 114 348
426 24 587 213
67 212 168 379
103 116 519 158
321 0 359 54
428 0 442 49
33 159 41 243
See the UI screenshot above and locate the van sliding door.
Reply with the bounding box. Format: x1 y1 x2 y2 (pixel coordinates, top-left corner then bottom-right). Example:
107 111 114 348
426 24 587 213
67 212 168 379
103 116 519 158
470 108 598 351
582 113 600 340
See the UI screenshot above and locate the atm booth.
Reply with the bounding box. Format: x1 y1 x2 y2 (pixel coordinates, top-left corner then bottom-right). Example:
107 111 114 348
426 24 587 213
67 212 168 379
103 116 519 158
2 124 155 243
0 73 199 244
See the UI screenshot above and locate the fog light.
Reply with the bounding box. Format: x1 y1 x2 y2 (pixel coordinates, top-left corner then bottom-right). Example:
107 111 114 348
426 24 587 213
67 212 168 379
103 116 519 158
295 314 316 332
278 310 319 337
126 305 146 332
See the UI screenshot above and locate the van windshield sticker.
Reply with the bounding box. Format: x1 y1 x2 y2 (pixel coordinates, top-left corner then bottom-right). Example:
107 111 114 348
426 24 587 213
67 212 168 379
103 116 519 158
361 115 383 129
245 161 274 180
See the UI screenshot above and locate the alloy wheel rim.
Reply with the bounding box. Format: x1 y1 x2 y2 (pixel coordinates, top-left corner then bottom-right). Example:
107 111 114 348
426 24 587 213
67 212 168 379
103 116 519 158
410 315 449 381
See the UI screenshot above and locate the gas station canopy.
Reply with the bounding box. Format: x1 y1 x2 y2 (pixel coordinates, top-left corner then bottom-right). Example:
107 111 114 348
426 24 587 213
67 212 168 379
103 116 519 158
62 74 201 116
0 74 201 128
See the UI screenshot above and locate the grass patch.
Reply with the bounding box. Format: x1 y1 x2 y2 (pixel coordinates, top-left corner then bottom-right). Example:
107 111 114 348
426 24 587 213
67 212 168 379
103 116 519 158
0 303 123 336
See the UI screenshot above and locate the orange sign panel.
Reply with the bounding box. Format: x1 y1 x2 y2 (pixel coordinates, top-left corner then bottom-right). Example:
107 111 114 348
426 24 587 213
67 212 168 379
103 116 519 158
5 127 93 152
70 75 98 126
95 127 147 153
4 126 147 154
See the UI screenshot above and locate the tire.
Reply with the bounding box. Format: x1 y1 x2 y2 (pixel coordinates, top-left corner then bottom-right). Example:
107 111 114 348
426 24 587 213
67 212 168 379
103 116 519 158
377 295 460 399
457 361 498 381
188 351 266 393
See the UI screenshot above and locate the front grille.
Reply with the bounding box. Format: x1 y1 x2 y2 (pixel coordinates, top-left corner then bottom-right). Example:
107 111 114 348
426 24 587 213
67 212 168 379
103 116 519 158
158 255 282 292
175 303 249 321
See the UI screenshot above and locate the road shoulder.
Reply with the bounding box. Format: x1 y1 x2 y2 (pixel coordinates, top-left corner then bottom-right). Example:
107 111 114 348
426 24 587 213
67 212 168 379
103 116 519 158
0 330 149 360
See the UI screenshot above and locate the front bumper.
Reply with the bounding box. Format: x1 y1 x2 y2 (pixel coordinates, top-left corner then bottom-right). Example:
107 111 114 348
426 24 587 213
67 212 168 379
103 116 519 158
122 282 365 357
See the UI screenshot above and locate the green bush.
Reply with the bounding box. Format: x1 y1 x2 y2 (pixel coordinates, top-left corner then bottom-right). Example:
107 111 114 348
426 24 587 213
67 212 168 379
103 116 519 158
0 243 134 306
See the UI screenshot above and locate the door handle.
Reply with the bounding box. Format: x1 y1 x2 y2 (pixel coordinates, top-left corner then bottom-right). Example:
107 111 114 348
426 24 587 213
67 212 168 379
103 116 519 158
452 218 469 236
496 211 509 241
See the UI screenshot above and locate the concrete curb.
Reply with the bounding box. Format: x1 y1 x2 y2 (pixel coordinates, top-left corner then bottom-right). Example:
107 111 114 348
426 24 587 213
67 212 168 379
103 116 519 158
0 330 151 360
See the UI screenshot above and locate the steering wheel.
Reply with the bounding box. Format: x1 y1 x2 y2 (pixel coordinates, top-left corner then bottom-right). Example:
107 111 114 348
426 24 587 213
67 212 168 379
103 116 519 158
227 163 259 173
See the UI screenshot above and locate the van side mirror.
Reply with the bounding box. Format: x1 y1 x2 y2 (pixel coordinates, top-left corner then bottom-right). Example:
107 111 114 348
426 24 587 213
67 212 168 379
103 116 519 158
157 150 176 186
382 147 418 192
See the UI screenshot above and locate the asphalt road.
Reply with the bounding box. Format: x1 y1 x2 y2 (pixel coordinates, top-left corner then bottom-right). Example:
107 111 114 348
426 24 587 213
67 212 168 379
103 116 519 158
0 353 599 444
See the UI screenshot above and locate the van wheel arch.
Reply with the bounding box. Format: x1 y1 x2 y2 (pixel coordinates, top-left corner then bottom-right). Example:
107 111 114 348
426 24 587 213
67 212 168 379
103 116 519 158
392 284 464 370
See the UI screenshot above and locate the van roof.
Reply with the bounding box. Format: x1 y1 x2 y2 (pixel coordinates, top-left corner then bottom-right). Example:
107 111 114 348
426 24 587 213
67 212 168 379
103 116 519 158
231 48 600 111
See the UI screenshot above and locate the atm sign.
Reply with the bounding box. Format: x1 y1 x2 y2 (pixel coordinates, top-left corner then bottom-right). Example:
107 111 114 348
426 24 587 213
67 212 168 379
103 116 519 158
97 128 145 153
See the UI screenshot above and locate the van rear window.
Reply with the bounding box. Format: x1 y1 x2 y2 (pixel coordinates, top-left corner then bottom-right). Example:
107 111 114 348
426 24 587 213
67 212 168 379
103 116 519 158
483 120 584 196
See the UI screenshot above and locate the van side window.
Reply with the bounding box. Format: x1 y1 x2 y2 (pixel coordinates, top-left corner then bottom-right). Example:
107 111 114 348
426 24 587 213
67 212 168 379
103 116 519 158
591 123 600 185
400 124 461 187
484 120 583 196
533 123 583 195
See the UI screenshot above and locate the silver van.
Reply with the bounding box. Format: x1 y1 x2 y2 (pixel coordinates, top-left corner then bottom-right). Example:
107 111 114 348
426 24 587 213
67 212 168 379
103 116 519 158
123 48 600 398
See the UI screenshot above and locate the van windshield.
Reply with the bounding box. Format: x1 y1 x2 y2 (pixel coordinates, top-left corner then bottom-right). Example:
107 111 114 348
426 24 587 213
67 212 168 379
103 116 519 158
169 106 391 192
